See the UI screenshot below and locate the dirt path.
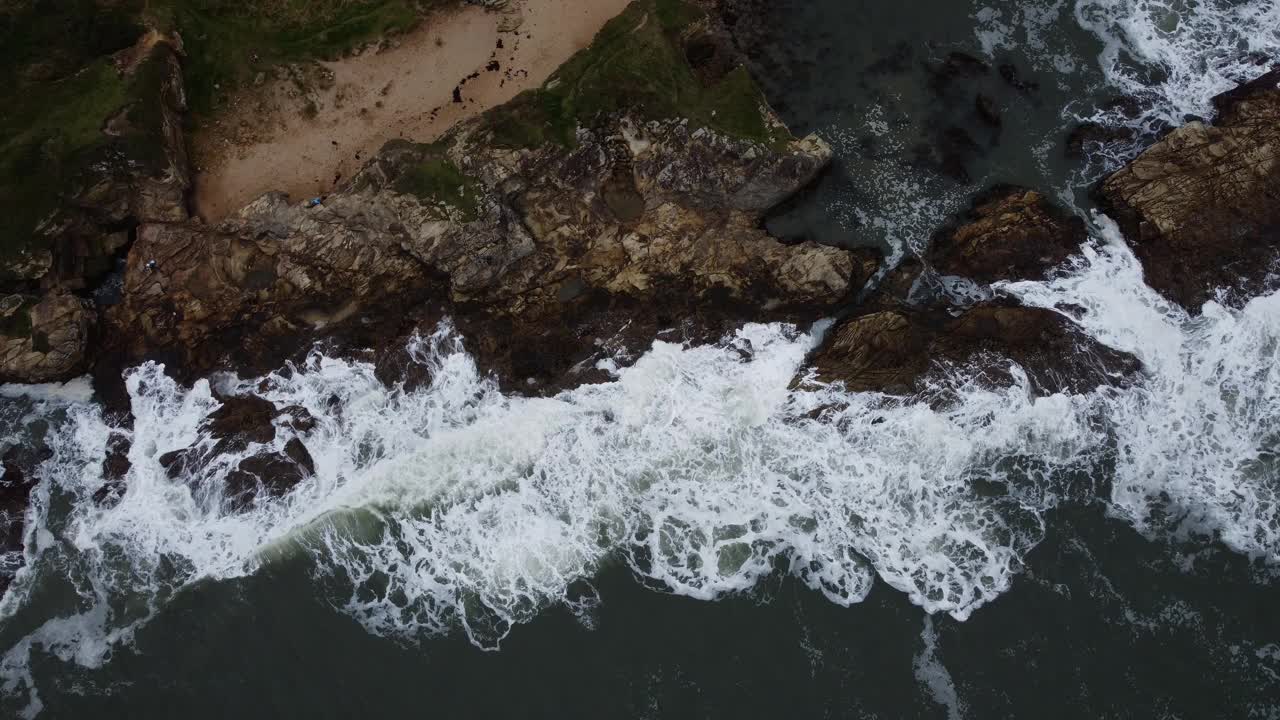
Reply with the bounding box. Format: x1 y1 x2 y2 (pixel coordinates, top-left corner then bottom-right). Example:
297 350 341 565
191 0 632 222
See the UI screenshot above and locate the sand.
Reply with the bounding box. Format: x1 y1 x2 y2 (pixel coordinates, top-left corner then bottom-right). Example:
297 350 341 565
190 0 632 221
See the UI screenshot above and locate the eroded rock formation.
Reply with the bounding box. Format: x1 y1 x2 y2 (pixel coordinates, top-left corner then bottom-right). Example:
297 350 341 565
106 116 870 390
1099 66 1280 310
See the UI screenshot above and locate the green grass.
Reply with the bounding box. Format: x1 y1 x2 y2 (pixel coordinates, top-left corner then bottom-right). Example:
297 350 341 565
0 0 144 87
0 0 458 268
480 0 782 150
0 60 132 270
393 153 483 221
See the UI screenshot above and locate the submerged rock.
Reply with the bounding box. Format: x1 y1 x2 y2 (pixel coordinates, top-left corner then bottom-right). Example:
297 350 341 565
1 442 50 596
1099 66 1280 310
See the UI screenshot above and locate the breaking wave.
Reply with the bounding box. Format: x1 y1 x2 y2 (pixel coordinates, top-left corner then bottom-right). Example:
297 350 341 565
3 217 1279 714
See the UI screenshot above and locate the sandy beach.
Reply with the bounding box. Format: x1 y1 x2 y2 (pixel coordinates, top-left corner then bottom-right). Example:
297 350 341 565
191 0 632 221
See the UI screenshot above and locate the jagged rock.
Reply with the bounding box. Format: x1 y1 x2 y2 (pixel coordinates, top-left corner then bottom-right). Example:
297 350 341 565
0 291 93 383
205 393 281 447
224 438 314 511
104 193 435 375
153 391 317 511
929 187 1086 283
109 112 870 389
806 304 1140 396
1099 66 1280 310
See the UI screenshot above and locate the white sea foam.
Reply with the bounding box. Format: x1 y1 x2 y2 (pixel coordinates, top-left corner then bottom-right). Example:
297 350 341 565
1076 0 1280 173
914 616 966 720
2 217 1279 711
1004 219 1280 565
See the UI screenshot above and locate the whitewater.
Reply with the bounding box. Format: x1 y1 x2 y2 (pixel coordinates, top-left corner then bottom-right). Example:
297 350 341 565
2 0 1280 715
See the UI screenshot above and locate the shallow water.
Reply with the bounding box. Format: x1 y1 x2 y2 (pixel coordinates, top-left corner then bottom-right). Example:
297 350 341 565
3 0 1280 717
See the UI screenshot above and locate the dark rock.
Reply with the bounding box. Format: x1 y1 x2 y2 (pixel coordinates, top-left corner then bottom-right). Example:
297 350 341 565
204 393 278 447
94 430 132 508
224 442 314 511
975 94 1002 128
807 303 1140 397
998 63 1039 95
1065 121 1136 158
281 405 317 433
108 110 865 393
1098 66 1280 310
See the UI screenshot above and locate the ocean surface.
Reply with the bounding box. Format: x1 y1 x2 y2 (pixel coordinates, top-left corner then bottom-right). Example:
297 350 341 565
3 0 1280 717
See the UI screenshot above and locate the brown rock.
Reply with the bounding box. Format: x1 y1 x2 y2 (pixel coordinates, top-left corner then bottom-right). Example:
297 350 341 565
1099 66 1280 310
108 112 870 391
0 291 93 383
930 187 1086 283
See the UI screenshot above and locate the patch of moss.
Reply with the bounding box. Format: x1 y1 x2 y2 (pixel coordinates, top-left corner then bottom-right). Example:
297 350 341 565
393 154 482 222
480 0 784 150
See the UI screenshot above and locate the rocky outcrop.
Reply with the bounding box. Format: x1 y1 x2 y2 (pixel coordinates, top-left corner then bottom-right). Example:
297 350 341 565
806 187 1139 396
929 187 1086 283
107 114 871 389
807 303 1139 396
2 35 191 293
0 291 93 383
154 391 318 512
1099 66 1280 310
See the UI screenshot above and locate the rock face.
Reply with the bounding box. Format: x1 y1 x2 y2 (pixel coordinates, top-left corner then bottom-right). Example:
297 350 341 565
807 187 1139 396
0 33 191 385
0 291 93 383
107 115 870 388
1099 66 1280 310
930 187 1086 283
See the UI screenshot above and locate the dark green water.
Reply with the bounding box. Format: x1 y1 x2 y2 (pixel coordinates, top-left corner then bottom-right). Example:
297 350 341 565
24 506 1280 718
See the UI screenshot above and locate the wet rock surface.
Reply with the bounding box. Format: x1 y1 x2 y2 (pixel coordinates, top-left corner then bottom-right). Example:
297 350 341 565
1 442 51 596
1099 66 1280 311
807 303 1140 397
154 391 318 512
806 187 1139 397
